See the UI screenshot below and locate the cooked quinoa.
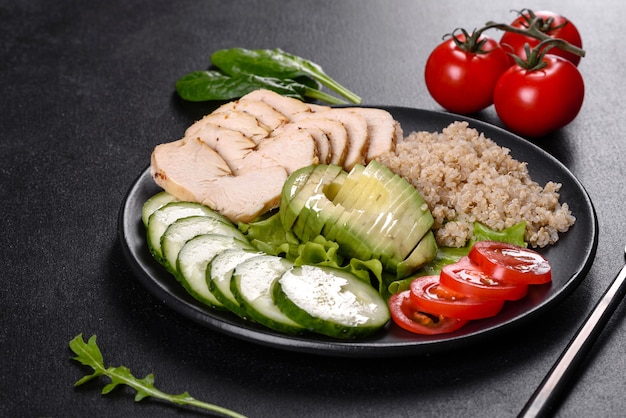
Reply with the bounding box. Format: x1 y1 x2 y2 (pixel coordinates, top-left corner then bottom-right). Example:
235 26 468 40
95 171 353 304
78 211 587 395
376 121 576 248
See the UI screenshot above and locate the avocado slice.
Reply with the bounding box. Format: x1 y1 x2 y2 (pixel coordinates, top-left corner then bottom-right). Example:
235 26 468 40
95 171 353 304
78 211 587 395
395 230 438 278
279 160 437 278
279 164 316 230
285 164 344 241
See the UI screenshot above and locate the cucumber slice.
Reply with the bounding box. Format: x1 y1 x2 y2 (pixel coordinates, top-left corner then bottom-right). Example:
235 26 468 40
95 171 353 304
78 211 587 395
141 191 178 227
231 255 305 335
176 234 252 308
207 248 263 319
146 201 231 262
161 215 249 274
273 265 390 339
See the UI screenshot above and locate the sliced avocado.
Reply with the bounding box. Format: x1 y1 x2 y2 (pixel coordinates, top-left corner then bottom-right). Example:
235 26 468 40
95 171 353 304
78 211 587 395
279 164 316 230
374 212 434 271
279 159 437 277
286 164 344 241
395 230 438 278
299 174 348 242
331 164 365 205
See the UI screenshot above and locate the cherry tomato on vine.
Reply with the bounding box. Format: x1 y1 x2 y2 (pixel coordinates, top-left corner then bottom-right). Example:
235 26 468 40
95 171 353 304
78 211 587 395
468 241 552 285
409 275 505 320
425 31 511 114
493 54 584 137
388 290 468 335
500 10 583 66
440 256 529 301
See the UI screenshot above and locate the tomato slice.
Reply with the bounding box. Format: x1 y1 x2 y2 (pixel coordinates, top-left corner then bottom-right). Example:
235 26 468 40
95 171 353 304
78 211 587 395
440 257 528 301
388 290 468 335
469 241 552 285
409 275 504 320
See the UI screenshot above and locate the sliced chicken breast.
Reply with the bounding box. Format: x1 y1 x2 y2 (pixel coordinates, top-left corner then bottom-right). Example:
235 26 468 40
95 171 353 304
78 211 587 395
241 89 312 120
346 107 401 161
285 117 349 166
272 123 331 164
293 108 369 170
188 123 256 172
151 136 287 223
151 136 231 203
239 129 319 175
213 98 289 131
184 110 270 144
200 167 287 223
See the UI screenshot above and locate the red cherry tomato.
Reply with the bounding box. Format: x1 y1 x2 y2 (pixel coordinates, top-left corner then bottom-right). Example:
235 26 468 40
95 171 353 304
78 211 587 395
469 241 552 285
425 32 511 114
500 10 583 66
440 257 529 301
388 290 468 335
409 275 505 320
493 55 584 137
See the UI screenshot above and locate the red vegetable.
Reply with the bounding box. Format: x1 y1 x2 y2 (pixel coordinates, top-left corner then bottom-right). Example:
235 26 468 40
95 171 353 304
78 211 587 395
440 256 528 301
388 290 468 335
409 275 505 321
499 9 583 66
389 241 552 335
424 29 511 114
468 241 552 285
493 53 584 137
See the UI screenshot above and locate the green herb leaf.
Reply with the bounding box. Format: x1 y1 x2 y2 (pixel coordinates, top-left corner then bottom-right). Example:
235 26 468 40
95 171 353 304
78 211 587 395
176 70 348 105
211 48 361 103
70 334 247 418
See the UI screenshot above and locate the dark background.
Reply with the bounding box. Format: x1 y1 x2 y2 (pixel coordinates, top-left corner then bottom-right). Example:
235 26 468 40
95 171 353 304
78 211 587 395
2 1 625 417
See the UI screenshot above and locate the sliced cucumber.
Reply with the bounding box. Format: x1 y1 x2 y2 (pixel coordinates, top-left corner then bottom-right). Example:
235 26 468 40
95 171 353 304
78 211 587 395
273 265 390 339
142 191 178 227
146 201 231 262
176 234 254 309
231 255 306 335
161 215 249 274
207 248 263 319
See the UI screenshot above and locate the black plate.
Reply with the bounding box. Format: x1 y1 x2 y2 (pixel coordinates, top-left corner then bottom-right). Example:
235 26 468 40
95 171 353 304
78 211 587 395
118 107 598 357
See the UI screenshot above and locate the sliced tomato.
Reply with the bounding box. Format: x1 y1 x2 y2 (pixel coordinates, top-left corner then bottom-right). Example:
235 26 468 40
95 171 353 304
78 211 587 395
409 275 504 320
440 256 528 301
469 241 552 285
388 290 468 335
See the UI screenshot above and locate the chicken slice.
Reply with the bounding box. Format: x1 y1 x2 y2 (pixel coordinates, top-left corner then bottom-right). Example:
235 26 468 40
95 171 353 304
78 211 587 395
346 107 401 161
189 123 256 172
200 167 287 223
241 89 312 120
272 122 331 164
307 103 331 113
213 98 289 131
239 129 320 175
185 110 270 144
151 137 232 203
151 136 287 223
293 108 369 170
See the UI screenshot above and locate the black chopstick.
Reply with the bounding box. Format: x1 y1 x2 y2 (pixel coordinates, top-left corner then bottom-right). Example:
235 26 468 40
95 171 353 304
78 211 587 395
518 259 626 418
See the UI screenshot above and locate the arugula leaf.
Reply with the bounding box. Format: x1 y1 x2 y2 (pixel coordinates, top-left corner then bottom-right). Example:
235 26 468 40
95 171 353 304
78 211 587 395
70 334 246 418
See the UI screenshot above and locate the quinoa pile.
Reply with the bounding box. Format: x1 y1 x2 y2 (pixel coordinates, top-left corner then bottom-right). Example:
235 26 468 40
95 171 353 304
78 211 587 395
377 121 576 248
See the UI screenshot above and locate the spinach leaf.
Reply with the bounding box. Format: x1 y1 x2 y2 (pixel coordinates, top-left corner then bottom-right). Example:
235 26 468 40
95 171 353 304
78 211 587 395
211 48 361 104
176 70 348 105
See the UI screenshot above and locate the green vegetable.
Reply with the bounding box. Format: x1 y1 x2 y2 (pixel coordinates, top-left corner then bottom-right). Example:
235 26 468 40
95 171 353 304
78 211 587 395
211 48 362 104
70 334 246 418
176 70 348 105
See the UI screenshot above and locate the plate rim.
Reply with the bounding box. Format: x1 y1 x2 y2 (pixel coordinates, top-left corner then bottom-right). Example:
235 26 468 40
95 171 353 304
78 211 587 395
118 106 598 357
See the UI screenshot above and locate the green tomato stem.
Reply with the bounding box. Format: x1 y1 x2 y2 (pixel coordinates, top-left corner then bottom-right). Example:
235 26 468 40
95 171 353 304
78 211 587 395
484 20 586 58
